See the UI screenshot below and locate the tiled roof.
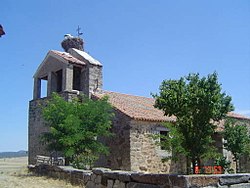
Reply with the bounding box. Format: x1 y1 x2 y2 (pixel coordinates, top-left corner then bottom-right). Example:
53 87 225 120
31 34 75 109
227 112 250 120
69 48 102 66
92 90 175 122
92 90 250 124
50 50 85 66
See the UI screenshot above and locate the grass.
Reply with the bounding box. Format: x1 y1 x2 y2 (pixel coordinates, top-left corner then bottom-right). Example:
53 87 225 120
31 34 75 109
0 157 82 188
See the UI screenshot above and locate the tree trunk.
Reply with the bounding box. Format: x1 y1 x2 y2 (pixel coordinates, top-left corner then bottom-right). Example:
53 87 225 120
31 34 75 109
197 158 201 170
65 157 70 166
236 159 239 173
186 157 190 174
192 159 196 174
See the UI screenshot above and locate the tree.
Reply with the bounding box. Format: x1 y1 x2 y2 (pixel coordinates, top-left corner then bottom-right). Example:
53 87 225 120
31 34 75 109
153 72 234 174
41 93 114 169
223 119 250 173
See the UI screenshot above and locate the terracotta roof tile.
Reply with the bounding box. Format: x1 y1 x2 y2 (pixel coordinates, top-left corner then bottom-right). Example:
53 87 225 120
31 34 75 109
92 90 250 128
50 50 85 66
216 112 250 132
92 90 175 122
227 112 250 120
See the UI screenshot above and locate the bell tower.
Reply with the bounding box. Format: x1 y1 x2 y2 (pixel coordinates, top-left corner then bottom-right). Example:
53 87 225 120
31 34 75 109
28 34 103 164
32 34 102 100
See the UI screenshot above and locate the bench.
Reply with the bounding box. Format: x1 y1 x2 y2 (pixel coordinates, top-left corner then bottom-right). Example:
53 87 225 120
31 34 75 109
36 155 65 166
36 155 51 165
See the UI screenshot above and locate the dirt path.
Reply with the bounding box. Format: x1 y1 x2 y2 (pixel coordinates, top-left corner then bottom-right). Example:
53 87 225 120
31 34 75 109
0 157 82 188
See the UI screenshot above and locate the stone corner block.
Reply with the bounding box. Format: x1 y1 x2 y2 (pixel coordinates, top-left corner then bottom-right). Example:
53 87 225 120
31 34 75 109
92 167 111 175
219 174 250 186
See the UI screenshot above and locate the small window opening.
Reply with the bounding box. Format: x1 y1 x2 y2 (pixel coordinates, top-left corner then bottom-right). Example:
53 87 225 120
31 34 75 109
56 70 62 92
73 66 81 91
160 131 168 150
41 77 48 98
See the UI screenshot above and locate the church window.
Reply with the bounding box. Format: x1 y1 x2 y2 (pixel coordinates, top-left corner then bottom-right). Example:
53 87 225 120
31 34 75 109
41 78 48 98
73 66 81 91
160 130 168 150
56 69 62 92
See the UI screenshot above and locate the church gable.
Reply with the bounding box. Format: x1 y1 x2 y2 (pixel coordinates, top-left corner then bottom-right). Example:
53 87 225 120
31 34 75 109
34 50 85 79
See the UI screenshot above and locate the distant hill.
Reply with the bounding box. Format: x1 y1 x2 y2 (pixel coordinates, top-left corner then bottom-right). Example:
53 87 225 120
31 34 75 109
0 150 28 158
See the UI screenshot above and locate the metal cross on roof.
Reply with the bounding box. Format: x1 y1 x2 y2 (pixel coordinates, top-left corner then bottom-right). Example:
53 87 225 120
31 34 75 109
76 25 83 37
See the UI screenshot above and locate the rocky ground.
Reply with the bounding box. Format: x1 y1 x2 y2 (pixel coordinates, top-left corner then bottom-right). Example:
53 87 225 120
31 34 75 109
0 157 82 188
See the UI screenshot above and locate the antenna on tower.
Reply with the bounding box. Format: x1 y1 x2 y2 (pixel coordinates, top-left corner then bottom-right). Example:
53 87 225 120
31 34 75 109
76 25 83 37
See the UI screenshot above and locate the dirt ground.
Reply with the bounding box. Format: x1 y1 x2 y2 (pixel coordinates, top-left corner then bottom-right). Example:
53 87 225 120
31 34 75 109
0 157 82 188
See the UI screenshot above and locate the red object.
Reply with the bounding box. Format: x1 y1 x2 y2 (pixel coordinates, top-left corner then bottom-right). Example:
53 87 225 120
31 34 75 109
195 165 223 174
214 166 222 174
195 166 199 174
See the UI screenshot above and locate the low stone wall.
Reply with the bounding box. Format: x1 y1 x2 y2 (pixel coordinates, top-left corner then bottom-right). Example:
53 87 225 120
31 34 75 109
28 164 250 188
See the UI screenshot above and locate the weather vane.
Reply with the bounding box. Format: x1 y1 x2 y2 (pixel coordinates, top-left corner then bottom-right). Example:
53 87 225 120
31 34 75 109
76 25 83 37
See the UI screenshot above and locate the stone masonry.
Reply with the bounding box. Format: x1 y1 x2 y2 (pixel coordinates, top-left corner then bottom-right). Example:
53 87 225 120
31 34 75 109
29 164 250 188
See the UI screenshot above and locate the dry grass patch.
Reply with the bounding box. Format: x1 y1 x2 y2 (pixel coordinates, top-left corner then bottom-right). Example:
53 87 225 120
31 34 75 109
0 157 82 188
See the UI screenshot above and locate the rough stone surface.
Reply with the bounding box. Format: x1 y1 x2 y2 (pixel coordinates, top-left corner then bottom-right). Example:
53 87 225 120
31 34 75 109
131 173 169 185
167 175 188 188
103 171 120 180
127 182 160 188
28 98 50 165
95 175 102 184
107 179 114 188
129 120 186 174
95 111 131 171
113 180 125 188
118 171 132 182
86 180 95 188
187 175 219 187
219 174 250 185
29 165 250 188
230 183 250 188
101 175 108 186
93 168 111 175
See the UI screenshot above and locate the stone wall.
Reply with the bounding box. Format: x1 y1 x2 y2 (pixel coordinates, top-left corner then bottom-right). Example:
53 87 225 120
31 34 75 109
239 119 250 173
28 92 79 165
67 48 103 97
95 109 131 171
130 120 186 174
88 64 102 94
98 118 187 173
80 64 102 97
29 164 250 188
28 98 50 165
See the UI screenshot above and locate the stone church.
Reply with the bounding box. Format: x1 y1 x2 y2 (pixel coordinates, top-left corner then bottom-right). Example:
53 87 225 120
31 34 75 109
28 35 250 173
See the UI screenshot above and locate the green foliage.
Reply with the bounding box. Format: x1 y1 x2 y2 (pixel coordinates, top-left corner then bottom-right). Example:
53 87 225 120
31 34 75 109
223 119 250 172
71 150 98 169
223 119 250 160
215 156 233 174
153 72 234 174
41 93 114 169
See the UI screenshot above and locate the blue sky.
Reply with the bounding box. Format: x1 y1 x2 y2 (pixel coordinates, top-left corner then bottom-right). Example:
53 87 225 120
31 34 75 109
0 1 249 152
